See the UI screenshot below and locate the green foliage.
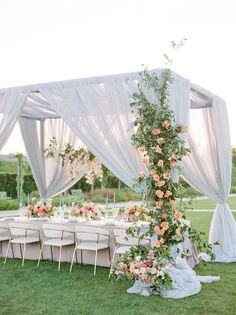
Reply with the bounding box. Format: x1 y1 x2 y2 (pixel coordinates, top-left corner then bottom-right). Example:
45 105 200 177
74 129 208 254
0 199 18 210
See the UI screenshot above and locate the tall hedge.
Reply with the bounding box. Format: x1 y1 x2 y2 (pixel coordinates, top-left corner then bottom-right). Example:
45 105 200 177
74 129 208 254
0 173 37 198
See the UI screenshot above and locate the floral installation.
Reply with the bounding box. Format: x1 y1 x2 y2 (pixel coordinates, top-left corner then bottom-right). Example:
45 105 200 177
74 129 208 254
118 205 152 222
27 204 55 218
69 202 105 220
110 245 172 292
111 67 214 293
44 137 103 184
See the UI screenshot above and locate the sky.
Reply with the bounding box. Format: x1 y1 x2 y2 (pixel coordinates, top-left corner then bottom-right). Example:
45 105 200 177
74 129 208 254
0 0 235 154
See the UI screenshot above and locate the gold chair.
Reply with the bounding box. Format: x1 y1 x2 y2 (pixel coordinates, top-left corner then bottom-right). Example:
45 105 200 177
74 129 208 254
38 224 75 270
4 222 42 267
70 226 111 275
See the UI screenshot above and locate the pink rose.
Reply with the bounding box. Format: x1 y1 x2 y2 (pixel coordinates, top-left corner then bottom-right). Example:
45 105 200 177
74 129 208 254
162 120 170 129
142 155 150 165
164 190 173 198
155 145 162 154
157 180 165 187
138 146 146 152
139 171 145 178
153 175 160 182
170 160 177 168
174 211 183 219
160 221 169 230
155 201 163 209
157 160 164 167
169 199 176 206
150 169 156 175
163 172 172 179
155 190 164 198
151 128 161 135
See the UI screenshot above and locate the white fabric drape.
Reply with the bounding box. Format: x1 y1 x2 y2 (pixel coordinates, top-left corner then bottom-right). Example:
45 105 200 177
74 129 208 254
38 71 190 188
183 85 235 262
19 117 84 200
0 87 30 150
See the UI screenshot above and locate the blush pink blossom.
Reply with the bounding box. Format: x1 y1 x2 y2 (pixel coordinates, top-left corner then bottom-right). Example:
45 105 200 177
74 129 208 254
155 190 164 198
157 160 164 167
151 128 161 135
138 146 146 152
163 172 172 179
157 180 165 187
139 171 145 178
156 137 164 144
162 120 170 129
164 190 173 198
142 155 150 165
155 145 162 154
175 228 182 236
153 175 160 182
160 221 169 230
169 199 176 206
174 211 183 219
150 169 156 175
155 201 163 209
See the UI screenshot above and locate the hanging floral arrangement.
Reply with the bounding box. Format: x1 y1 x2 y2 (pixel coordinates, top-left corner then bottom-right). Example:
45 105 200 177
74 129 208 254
44 137 103 184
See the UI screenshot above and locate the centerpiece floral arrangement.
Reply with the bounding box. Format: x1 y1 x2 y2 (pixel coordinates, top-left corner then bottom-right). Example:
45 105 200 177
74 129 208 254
44 138 103 184
118 205 152 222
27 204 55 218
69 202 105 220
110 66 214 294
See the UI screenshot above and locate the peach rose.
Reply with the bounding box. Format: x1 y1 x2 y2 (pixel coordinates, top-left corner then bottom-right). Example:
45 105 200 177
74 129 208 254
150 169 156 175
151 128 161 135
164 190 173 198
155 145 162 154
160 221 169 230
169 199 176 206
175 228 182 236
153 174 160 182
139 171 145 178
154 240 161 248
170 160 177 168
162 120 170 129
155 190 164 198
168 154 177 161
154 226 165 236
156 137 164 144
157 160 164 167
138 146 146 152
162 213 167 219
155 201 163 209
174 211 183 219
157 180 165 187
142 155 150 165
163 172 172 179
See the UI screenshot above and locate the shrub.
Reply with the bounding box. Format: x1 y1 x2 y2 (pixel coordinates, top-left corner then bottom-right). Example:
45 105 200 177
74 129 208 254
0 199 19 210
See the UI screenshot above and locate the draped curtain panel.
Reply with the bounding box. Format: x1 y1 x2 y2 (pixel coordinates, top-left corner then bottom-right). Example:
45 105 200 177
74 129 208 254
183 85 235 262
19 117 84 200
0 87 31 150
38 70 190 188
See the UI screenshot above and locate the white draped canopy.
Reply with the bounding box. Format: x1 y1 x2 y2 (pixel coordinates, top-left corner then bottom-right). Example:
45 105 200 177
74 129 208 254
0 69 235 263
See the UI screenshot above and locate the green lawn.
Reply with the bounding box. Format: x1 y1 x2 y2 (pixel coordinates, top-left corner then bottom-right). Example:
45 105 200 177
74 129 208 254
190 196 236 210
0 212 236 315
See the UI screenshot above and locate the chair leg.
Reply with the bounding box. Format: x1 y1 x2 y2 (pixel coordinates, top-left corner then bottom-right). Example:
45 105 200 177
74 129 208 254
69 245 77 273
4 240 11 264
10 243 14 259
37 243 44 268
22 243 26 267
94 248 98 276
58 246 62 270
75 250 78 265
19 244 23 259
40 242 44 260
51 246 54 262
81 250 83 265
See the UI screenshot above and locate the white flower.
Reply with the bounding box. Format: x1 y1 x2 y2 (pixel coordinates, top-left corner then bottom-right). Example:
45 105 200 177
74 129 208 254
135 255 141 262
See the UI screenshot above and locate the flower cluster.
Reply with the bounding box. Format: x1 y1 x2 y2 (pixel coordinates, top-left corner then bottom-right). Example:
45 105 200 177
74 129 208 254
118 206 151 222
69 202 104 220
44 137 103 184
111 246 172 291
27 204 55 218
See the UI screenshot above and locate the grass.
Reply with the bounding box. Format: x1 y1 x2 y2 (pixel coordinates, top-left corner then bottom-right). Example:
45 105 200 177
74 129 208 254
0 212 236 315
189 196 236 210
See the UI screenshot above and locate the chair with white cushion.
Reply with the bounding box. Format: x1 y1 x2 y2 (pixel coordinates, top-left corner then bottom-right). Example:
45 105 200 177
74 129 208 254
0 222 14 258
70 226 111 275
4 223 41 267
38 224 75 270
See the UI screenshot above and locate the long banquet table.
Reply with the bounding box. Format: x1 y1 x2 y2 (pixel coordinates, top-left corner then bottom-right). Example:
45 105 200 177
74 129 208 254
0 218 199 268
